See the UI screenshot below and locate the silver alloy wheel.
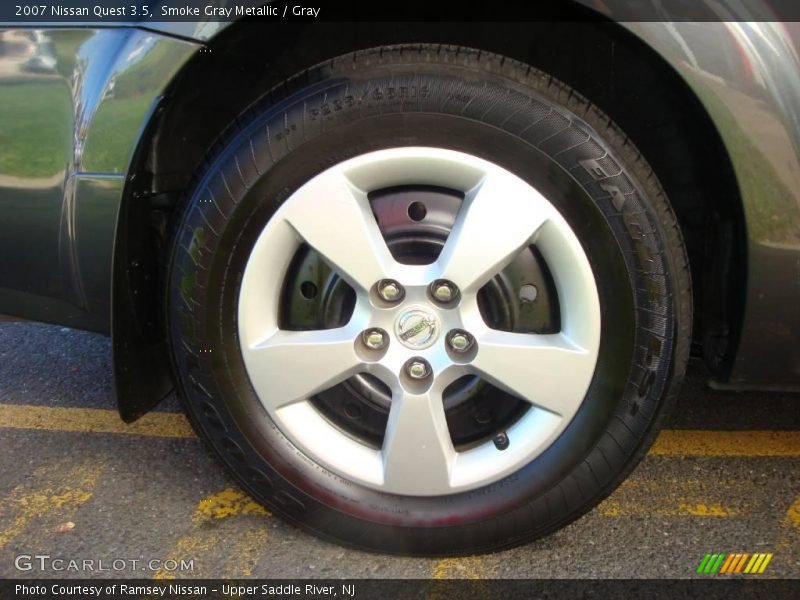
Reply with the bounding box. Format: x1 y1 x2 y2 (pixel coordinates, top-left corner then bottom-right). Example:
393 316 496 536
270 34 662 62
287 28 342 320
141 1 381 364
237 147 601 496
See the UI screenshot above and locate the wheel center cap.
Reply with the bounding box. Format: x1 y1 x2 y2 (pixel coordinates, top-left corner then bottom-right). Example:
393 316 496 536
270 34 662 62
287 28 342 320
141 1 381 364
395 307 439 349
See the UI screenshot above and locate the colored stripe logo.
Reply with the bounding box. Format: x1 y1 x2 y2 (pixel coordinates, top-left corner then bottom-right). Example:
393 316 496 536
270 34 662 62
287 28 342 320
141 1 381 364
696 552 773 574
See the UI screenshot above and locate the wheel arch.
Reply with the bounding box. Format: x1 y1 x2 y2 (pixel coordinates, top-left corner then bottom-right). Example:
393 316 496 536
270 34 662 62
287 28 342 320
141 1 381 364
114 16 747 420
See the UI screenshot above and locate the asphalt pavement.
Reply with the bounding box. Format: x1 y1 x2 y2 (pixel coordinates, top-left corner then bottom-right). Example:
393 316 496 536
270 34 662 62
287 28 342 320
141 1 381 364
0 322 798 579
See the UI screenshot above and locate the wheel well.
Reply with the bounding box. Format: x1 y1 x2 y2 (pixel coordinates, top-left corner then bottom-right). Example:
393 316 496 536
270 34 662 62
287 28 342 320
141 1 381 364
114 17 745 419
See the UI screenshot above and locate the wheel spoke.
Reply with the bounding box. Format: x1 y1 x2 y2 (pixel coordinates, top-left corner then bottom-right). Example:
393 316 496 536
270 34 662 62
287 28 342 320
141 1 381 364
471 330 596 416
382 388 455 494
245 327 362 409
281 170 394 292
437 171 552 293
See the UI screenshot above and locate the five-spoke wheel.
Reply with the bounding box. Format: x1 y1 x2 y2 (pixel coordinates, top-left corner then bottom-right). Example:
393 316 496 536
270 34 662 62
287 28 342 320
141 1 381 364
238 148 600 495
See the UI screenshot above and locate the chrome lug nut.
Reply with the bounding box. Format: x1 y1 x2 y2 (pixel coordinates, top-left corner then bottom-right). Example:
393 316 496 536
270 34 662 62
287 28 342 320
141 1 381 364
519 284 538 303
431 280 457 303
406 359 431 380
448 330 474 353
493 432 510 451
377 279 404 302
362 328 387 350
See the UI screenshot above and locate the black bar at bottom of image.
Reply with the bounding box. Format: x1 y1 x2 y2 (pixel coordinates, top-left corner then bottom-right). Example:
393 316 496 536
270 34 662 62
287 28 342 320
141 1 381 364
2 579 800 600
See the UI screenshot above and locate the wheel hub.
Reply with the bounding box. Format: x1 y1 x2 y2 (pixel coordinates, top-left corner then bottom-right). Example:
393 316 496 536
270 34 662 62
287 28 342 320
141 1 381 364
395 307 440 349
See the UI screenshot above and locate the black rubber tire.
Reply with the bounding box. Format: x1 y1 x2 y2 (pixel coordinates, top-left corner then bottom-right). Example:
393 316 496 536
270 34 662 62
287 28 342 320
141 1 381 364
167 44 692 556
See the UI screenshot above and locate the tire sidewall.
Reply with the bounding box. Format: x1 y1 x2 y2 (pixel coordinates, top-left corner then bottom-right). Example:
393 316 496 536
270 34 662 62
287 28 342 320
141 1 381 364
168 51 683 551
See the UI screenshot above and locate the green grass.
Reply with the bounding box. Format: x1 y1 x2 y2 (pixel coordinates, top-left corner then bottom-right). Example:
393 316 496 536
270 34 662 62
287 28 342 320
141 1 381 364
81 94 153 173
0 83 72 178
0 34 191 177
0 82 155 177
51 30 91 80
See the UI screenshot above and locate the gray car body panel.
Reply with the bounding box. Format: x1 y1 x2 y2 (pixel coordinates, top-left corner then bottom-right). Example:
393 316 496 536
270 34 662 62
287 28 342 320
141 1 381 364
625 22 800 387
0 7 798 388
0 28 197 331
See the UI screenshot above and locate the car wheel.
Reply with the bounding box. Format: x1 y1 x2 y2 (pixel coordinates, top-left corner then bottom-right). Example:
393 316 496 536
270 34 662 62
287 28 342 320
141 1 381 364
167 45 691 555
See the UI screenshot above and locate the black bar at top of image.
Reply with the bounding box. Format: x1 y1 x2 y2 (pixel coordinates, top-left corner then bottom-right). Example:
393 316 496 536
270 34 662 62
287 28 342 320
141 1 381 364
2 0 800 24
3 579 800 600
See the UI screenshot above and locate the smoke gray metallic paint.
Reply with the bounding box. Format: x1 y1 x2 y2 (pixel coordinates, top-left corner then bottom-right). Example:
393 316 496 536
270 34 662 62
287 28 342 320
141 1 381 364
624 21 800 387
0 28 196 331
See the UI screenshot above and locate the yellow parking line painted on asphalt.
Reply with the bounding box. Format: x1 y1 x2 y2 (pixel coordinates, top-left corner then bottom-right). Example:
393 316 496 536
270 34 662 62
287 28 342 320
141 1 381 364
426 557 490 600
1 403 799 457
0 461 105 550
431 556 486 579
599 499 740 517
194 487 269 520
774 494 800 569
649 430 800 457
597 478 753 517
155 488 271 579
0 403 194 438
783 495 800 529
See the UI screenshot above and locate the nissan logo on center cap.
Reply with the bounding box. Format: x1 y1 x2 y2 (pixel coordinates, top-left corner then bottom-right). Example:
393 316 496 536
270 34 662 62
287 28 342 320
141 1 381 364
395 308 439 349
